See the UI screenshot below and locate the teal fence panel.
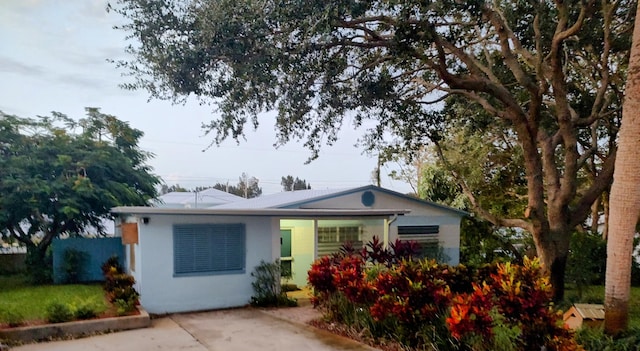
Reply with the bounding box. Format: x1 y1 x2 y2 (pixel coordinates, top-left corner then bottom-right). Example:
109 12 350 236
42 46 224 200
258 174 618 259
52 237 124 284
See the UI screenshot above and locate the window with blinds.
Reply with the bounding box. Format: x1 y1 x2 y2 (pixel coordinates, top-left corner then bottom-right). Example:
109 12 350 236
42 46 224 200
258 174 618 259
317 226 363 257
173 223 246 276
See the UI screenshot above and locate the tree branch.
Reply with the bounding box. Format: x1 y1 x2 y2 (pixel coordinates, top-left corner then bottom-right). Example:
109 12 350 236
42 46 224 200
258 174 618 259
433 139 533 232
570 146 616 228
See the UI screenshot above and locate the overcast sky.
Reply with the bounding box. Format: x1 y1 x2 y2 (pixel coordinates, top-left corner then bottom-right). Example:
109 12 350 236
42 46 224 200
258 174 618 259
0 0 412 195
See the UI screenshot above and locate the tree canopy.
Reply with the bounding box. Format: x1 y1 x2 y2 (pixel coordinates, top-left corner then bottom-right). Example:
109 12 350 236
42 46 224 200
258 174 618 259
212 172 262 198
281 175 311 191
112 0 634 300
0 108 159 281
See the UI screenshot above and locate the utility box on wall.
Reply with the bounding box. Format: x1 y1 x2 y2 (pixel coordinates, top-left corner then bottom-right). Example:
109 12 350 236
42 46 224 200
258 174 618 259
121 223 139 245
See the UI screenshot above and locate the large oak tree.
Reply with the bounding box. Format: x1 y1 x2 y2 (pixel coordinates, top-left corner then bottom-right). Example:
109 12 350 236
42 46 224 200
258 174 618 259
111 0 634 300
0 108 159 282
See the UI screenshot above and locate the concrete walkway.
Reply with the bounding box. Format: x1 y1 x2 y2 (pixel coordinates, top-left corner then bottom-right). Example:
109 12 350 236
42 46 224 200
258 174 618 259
10 308 378 351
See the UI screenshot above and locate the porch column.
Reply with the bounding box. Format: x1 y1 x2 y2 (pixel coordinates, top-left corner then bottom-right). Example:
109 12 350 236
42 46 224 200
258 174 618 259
383 218 390 249
313 219 318 259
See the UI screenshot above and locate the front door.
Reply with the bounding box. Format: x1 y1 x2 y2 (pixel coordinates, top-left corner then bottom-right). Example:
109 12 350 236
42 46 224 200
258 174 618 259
280 229 292 278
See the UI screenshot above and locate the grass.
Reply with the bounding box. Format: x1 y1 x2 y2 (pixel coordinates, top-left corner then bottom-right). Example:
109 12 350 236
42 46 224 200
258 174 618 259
0 274 108 323
564 285 640 329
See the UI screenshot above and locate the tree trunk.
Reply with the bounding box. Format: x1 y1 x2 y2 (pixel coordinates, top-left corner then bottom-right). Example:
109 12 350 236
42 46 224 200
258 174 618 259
25 244 53 284
604 2 640 335
533 226 571 302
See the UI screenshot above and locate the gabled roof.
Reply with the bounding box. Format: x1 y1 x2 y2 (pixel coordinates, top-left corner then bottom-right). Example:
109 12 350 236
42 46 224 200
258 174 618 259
569 304 605 320
212 185 468 216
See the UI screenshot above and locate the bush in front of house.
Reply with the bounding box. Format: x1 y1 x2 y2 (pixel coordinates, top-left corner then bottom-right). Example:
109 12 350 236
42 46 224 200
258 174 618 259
250 260 297 307
308 238 581 350
0 307 25 327
45 301 75 323
73 299 102 320
101 256 139 315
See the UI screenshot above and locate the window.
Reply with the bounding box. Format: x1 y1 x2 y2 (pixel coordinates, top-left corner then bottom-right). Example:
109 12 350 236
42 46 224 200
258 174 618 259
318 226 362 243
317 226 363 257
173 223 245 276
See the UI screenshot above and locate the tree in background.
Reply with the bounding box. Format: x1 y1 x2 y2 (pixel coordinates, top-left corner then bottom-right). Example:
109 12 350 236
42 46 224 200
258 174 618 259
0 108 159 282
160 184 188 194
281 175 311 191
213 173 262 198
396 151 524 265
604 2 640 334
112 0 634 300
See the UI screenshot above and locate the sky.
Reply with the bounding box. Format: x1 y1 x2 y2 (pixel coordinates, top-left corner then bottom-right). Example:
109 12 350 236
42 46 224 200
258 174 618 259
0 0 412 195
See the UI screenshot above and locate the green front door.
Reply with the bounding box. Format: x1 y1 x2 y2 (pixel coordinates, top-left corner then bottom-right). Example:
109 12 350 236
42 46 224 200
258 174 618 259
280 229 292 278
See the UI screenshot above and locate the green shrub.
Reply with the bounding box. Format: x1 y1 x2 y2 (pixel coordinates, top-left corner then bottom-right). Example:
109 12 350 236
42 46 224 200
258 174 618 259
114 298 137 316
74 300 100 320
45 301 75 323
62 248 89 284
577 327 640 351
250 260 297 307
1 307 25 327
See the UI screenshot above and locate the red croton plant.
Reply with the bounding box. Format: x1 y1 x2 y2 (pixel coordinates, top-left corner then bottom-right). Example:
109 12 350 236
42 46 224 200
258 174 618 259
308 237 582 351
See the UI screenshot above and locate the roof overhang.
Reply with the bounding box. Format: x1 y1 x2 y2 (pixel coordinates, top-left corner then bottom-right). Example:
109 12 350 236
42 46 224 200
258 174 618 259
111 206 411 218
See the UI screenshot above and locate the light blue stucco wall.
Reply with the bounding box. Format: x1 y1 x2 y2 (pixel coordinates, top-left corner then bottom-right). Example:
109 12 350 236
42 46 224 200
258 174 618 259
136 214 278 314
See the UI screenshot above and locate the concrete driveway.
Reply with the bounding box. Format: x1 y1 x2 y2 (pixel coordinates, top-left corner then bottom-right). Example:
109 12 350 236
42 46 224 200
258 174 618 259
10 308 378 351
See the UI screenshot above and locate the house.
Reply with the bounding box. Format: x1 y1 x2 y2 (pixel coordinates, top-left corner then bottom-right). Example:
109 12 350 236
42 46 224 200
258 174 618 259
563 304 605 330
111 185 467 314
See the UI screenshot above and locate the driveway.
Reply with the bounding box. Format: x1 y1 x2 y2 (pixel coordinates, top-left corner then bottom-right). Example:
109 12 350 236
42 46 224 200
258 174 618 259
10 308 378 351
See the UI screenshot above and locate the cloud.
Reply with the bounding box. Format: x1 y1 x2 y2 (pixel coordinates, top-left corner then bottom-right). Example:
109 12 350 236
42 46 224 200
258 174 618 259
0 56 46 76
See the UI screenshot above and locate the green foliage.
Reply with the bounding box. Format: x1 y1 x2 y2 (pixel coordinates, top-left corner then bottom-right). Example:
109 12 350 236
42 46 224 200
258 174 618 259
281 175 310 191
45 301 75 323
0 275 107 322
114 298 137 316
62 248 89 284
73 299 100 320
25 246 53 284
0 307 25 327
0 109 160 281
565 231 607 297
250 260 297 307
576 327 640 351
212 172 262 198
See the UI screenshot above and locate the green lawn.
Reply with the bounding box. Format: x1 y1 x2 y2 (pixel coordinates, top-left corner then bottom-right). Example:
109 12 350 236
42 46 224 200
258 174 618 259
0 275 108 322
564 285 640 329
